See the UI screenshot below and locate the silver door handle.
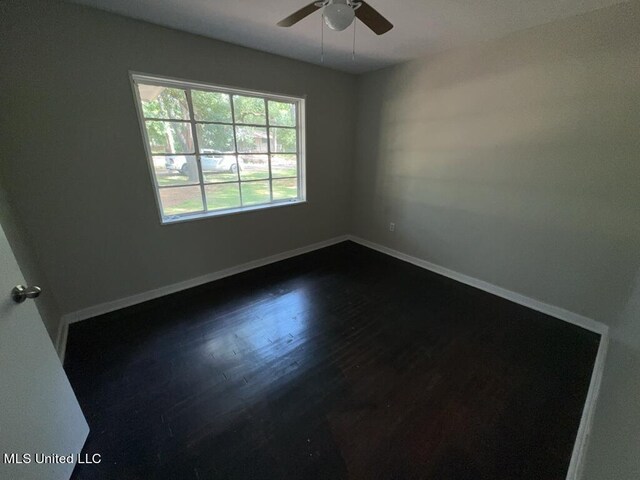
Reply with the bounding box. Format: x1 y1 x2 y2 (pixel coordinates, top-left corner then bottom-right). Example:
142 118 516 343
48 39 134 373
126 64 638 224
11 285 42 303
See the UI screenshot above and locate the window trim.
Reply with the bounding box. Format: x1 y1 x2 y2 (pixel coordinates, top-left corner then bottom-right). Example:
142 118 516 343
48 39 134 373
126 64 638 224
129 72 307 225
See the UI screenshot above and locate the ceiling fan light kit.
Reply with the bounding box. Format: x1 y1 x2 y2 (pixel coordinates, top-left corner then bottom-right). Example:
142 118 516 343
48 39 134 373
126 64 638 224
278 0 393 35
322 1 358 31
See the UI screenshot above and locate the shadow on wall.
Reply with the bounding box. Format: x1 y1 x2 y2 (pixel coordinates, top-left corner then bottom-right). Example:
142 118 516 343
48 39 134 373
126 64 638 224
353 1 640 326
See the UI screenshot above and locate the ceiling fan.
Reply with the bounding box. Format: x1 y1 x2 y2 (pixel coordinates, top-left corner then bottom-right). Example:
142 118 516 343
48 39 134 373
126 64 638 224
278 0 393 35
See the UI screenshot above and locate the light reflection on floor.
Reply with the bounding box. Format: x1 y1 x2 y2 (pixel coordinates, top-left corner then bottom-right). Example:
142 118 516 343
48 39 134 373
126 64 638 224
194 286 317 428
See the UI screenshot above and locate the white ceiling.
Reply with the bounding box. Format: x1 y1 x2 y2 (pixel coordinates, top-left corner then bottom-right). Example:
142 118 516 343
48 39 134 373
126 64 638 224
69 0 626 73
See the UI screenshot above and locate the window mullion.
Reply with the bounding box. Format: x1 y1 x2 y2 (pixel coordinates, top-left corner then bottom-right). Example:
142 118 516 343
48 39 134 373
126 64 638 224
143 117 191 123
265 99 273 202
185 89 207 212
229 95 243 207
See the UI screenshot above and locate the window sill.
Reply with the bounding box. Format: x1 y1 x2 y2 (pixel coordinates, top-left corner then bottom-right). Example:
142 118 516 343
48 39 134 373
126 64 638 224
160 199 307 225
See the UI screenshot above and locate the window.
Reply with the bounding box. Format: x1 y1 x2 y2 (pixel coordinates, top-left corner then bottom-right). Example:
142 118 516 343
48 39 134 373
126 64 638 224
131 73 306 223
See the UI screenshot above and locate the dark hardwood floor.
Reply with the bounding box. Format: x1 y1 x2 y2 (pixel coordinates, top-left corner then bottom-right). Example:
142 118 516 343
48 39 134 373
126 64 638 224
65 241 600 480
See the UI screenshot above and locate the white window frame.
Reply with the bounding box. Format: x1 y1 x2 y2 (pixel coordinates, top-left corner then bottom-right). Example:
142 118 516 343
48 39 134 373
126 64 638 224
130 72 307 224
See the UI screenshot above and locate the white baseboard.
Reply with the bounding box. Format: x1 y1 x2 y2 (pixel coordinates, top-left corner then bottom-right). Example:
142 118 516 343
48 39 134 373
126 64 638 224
347 235 608 336
55 235 349 360
346 234 609 480
566 333 609 480
56 232 609 479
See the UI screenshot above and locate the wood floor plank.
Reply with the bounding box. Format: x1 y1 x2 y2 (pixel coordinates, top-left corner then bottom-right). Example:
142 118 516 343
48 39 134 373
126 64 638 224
65 241 599 479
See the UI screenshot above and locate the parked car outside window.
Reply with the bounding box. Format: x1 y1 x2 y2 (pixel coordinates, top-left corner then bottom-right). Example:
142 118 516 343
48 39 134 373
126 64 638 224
165 153 240 175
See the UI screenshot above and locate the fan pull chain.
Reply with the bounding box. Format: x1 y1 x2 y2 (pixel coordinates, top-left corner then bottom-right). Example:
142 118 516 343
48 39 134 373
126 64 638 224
320 14 324 63
352 18 356 61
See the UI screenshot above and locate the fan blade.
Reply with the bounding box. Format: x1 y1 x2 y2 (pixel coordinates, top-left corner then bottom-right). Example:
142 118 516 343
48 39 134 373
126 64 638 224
355 1 393 35
277 2 321 27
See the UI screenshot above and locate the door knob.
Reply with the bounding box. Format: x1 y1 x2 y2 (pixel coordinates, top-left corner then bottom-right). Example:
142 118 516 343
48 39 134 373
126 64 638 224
11 285 42 303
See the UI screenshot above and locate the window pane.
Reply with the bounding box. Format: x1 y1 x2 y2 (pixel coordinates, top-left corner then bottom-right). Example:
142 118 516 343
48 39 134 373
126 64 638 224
154 155 199 186
236 126 268 153
133 75 303 222
138 84 189 120
268 101 295 127
196 124 234 153
159 186 203 216
233 95 266 125
202 155 239 183
239 155 269 181
192 90 232 123
269 127 297 153
241 181 270 206
271 154 297 179
205 183 241 211
145 121 193 154
272 178 298 201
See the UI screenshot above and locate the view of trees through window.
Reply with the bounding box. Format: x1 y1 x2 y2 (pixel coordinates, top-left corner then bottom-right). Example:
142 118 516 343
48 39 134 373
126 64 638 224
133 76 303 221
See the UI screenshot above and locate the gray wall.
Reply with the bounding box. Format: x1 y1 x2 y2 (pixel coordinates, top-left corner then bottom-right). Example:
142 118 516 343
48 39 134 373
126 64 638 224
0 0 356 337
352 2 640 477
352 1 640 327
